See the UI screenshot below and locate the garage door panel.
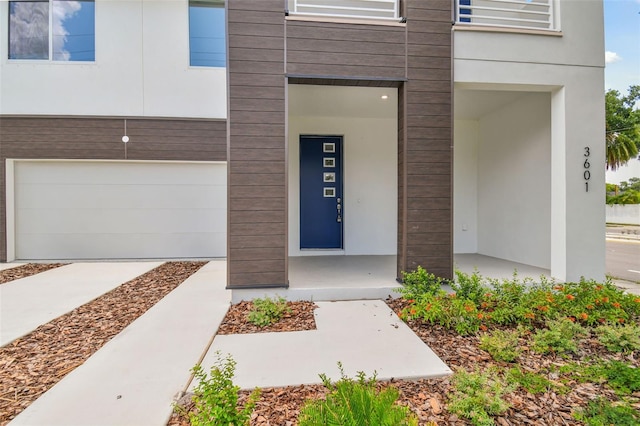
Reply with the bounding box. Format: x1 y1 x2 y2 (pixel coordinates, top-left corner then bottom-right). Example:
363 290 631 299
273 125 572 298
16 232 226 260
15 162 226 185
16 207 227 234
13 161 228 260
16 184 227 209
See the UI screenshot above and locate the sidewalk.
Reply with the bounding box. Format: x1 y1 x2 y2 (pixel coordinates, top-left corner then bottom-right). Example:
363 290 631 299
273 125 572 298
1 262 163 346
606 224 640 241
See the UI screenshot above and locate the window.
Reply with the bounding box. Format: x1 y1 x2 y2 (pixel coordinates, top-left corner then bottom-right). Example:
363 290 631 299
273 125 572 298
189 0 225 67
9 0 95 61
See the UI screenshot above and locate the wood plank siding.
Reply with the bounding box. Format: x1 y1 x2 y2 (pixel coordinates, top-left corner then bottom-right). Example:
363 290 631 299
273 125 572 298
227 0 287 288
400 1 453 279
286 21 406 80
227 0 452 287
0 117 226 262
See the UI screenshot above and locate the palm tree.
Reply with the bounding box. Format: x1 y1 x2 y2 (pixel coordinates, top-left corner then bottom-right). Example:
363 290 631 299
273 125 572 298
605 86 640 171
606 127 639 171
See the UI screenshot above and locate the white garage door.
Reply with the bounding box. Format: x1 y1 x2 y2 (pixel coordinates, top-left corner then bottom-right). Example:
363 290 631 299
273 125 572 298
13 161 227 260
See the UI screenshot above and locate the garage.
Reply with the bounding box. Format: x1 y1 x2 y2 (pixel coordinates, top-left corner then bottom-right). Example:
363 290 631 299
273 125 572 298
9 160 227 260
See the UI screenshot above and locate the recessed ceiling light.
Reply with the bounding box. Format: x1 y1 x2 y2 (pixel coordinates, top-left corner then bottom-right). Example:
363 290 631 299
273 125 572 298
381 95 389 100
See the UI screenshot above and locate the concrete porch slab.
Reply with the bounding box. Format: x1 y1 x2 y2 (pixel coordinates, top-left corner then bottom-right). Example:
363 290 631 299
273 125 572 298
231 254 555 302
202 299 452 390
0 262 163 346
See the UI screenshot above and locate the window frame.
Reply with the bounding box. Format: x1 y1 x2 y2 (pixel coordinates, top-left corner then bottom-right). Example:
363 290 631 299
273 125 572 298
188 0 226 68
8 0 96 62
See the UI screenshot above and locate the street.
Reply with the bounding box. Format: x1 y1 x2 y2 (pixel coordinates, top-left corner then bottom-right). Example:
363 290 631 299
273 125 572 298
606 239 640 283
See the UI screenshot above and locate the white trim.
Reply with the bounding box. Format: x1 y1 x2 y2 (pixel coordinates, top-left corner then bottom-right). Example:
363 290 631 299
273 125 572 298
5 160 16 262
285 15 405 27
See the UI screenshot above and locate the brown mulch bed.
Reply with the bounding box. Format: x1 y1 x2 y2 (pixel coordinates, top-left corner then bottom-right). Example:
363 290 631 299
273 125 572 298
170 297 640 426
0 263 67 285
0 261 205 425
217 300 317 335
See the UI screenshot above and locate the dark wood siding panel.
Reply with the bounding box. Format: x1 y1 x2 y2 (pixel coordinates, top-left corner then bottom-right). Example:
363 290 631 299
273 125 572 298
286 21 406 80
227 0 287 288
0 116 226 262
397 0 453 280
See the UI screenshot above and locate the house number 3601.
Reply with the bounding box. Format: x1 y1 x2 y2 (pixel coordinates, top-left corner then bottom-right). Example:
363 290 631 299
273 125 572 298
584 147 591 192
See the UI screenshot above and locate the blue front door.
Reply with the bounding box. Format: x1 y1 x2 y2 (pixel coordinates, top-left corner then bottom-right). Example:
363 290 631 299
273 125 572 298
300 136 343 249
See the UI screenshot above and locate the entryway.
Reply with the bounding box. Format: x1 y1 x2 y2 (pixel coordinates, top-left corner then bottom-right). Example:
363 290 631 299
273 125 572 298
299 135 344 250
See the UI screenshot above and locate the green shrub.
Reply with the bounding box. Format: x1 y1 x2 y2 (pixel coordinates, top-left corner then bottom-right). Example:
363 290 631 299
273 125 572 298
189 352 260 426
298 363 418 426
574 398 640 426
505 367 553 394
452 269 487 304
595 323 640 352
448 368 515 426
532 317 587 354
398 266 448 299
479 330 521 362
404 292 482 336
247 296 291 327
399 268 640 336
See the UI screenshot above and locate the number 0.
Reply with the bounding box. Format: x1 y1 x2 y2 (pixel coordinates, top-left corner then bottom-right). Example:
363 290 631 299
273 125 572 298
584 170 591 180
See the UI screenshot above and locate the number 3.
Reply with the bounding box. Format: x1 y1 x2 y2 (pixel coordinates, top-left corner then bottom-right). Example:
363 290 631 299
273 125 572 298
584 147 590 157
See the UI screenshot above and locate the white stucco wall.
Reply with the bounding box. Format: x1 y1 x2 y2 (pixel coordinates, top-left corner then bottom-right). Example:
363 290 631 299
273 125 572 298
454 0 604 69
477 93 551 269
453 120 479 253
288 116 397 256
606 205 640 226
453 0 606 282
0 0 226 118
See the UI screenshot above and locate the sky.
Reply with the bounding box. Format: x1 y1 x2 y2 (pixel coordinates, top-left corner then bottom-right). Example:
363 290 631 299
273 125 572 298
603 0 640 93
604 0 640 183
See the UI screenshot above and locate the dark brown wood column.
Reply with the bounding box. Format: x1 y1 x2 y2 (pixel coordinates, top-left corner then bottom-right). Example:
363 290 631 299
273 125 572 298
227 0 287 288
398 0 453 279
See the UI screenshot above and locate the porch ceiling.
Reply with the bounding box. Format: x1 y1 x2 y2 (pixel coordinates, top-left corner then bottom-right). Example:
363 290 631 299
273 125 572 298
288 84 397 119
455 90 527 120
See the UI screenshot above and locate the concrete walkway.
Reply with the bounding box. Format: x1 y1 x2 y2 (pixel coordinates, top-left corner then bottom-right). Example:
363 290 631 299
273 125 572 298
204 300 451 390
10 260 230 426
0 262 163 346
7 260 451 426
0 262 25 272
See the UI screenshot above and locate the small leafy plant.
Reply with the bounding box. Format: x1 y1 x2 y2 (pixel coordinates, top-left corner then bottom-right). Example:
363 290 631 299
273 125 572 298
595 323 640 352
298 363 418 426
448 368 515 426
189 352 260 426
479 330 521 362
398 266 448 299
574 397 640 426
247 296 291 327
452 269 486 304
532 317 587 354
505 367 554 394
602 361 640 395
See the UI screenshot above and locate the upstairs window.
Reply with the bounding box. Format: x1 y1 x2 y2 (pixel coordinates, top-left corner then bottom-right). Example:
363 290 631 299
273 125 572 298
189 0 225 67
9 0 95 61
